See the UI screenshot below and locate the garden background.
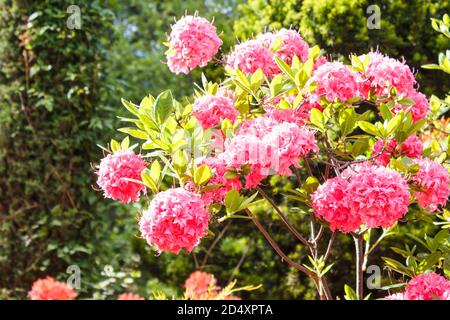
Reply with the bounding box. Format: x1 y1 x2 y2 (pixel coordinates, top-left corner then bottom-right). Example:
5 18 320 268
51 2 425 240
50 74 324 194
0 0 448 299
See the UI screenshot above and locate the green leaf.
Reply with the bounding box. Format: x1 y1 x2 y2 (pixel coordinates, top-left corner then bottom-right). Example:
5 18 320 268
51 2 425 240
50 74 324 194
338 108 357 136
386 112 403 135
149 160 161 183
250 68 264 91
118 127 148 140
224 189 242 215
344 285 358 300
379 104 393 120
194 165 212 186
141 169 157 193
358 121 379 136
153 90 174 124
121 136 130 150
111 139 121 153
121 98 139 116
303 176 319 194
310 108 324 131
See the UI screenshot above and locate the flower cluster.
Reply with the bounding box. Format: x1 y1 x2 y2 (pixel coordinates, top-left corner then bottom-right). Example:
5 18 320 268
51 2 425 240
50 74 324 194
361 52 429 121
193 94 238 129
96 150 147 203
400 135 423 158
257 28 310 64
412 158 450 212
372 135 424 166
139 188 209 254
227 28 311 78
220 117 318 187
117 293 145 300
312 163 410 232
226 40 279 77
28 277 77 300
307 62 364 104
185 271 219 299
385 273 450 300
372 139 398 166
166 15 222 74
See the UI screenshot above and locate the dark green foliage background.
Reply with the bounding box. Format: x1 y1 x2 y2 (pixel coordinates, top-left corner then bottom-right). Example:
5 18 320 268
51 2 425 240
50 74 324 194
0 0 447 299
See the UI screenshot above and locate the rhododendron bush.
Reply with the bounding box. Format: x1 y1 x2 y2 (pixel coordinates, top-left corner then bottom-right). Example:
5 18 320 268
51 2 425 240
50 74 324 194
95 14 450 300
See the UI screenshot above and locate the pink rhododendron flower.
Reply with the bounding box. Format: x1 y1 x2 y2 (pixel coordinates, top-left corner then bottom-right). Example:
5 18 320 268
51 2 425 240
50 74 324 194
263 122 318 175
167 15 222 74
404 273 450 300
313 163 410 232
362 52 416 97
28 277 77 300
96 150 147 203
193 94 238 129
393 89 429 122
412 158 450 212
222 117 318 186
221 133 271 188
226 40 278 77
117 293 145 300
372 139 397 166
308 62 364 104
264 94 315 125
257 29 310 64
185 271 219 300
312 177 361 233
343 163 410 228
400 135 423 158
139 188 209 254
313 56 328 71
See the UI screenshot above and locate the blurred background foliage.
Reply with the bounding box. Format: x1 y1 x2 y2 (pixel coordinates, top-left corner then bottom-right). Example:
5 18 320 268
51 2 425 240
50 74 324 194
0 0 448 299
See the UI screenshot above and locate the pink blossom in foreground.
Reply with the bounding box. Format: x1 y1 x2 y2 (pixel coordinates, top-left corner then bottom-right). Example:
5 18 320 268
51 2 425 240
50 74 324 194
308 62 364 104
412 158 450 212
404 273 450 300
312 177 361 233
96 150 147 203
372 139 397 166
185 271 219 300
167 15 222 74
222 117 318 187
393 89 429 122
264 94 314 125
263 122 318 175
362 52 416 97
193 94 238 129
400 135 423 158
257 29 309 64
343 163 410 229
312 162 410 232
28 277 77 300
226 40 278 77
139 188 209 254
117 293 145 300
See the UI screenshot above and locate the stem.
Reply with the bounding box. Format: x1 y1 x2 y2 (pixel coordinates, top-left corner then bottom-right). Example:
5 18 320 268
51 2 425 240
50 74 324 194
353 234 364 300
201 222 230 268
256 186 309 247
324 232 336 261
245 209 317 280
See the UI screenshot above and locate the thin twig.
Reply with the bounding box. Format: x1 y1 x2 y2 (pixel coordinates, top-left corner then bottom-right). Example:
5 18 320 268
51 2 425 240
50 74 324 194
245 209 317 280
256 186 309 247
200 221 231 268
